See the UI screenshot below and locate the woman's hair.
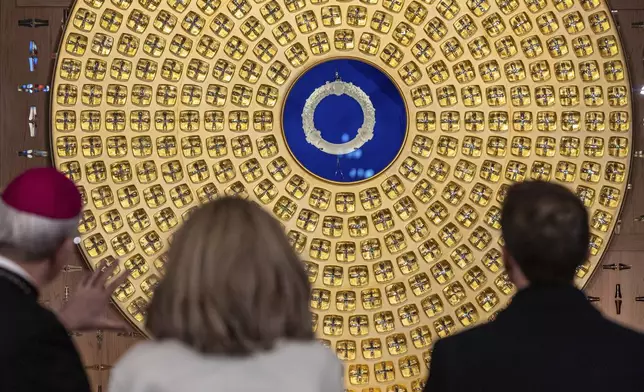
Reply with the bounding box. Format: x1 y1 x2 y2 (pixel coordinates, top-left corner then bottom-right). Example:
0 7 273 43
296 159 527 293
146 197 314 354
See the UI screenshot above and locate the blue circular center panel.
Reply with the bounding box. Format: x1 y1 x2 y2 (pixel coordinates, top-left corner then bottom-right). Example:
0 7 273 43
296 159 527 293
282 58 407 183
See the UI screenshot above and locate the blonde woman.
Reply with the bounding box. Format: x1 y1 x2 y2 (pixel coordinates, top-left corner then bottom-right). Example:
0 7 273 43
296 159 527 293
109 198 343 392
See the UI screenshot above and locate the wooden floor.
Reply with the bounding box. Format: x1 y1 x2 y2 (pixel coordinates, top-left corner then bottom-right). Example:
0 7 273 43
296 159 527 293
0 0 643 390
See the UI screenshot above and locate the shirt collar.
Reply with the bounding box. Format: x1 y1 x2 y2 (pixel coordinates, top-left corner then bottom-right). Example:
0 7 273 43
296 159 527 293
497 284 600 322
0 254 37 285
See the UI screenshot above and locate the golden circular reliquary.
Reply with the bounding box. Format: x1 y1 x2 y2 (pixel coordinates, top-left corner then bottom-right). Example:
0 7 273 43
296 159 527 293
52 0 632 390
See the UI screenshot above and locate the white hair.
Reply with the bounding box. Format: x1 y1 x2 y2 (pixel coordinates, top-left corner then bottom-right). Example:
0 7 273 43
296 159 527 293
0 200 79 260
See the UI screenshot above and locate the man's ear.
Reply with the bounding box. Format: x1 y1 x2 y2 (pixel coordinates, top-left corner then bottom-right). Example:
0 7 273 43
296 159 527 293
51 237 76 271
501 246 514 273
502 246 530 288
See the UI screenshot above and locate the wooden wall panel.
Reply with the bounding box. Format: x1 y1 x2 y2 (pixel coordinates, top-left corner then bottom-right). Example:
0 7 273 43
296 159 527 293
0 2 65 185
585 3 644 333
0 1 142 392
608 0 644 10
586 252 644 332
16 0 74 7
0 1 642 391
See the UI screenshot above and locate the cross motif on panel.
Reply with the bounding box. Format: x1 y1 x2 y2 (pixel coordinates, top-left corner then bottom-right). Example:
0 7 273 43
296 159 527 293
170 36 191 54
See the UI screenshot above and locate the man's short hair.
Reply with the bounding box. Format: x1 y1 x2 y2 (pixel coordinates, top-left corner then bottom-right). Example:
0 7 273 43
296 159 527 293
500 181 590 284
0 202 78 261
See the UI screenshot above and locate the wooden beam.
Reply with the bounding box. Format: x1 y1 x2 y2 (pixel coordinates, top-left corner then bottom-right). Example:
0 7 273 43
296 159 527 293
16 0 72 7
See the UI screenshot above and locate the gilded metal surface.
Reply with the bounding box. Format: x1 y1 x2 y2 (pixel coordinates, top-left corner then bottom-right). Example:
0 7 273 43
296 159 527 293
52 0 632 390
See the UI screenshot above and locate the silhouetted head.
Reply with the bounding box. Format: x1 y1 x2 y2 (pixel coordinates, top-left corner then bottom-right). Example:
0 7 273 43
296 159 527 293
500 181 590 287
0 168 82 286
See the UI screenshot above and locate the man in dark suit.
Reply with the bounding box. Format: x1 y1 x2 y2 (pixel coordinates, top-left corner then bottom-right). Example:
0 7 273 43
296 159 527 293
0 168 127 392
426 181 644 392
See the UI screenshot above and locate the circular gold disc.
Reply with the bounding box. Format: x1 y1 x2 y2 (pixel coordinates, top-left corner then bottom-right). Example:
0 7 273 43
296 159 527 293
52 0 632 390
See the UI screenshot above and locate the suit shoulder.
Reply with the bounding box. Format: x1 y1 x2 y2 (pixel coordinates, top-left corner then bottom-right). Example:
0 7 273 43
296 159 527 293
435 321 498 352
0 300 65 335
26 306 68 335
602 318 644 346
